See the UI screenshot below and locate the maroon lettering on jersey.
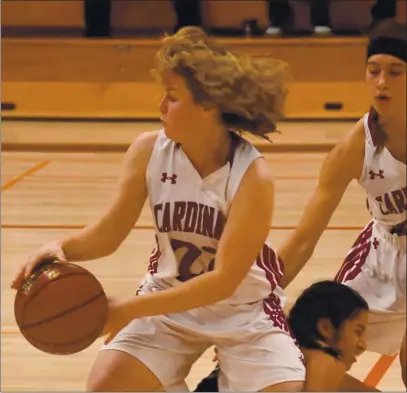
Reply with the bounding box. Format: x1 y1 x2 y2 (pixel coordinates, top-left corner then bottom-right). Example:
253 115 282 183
173 201 186 231
162 202 172 232
153 201 225 240
375 187 406 215
202 206 215 238
154 204 163 232
213 211 225 240
392 188 407 213
195 203 205 235
184 202 199 233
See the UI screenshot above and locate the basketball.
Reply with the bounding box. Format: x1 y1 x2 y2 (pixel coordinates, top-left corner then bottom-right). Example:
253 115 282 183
14 260 108 355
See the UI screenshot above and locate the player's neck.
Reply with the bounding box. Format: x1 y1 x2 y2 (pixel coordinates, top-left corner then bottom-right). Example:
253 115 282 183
181 123 232 178
382 114 406 142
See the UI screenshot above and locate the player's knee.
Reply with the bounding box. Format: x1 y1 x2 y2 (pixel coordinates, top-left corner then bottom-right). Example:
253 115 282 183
86 371 111 392
86 350 163 392
400 333 406 387
86 368 128 392
86 371 162 392
260 381 304 392
86 355 120 391
400 354 406 387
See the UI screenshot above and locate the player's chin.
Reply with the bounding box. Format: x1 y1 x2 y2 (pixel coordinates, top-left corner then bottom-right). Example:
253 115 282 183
371 101 393 116
345 355 357 371
163 126 182 144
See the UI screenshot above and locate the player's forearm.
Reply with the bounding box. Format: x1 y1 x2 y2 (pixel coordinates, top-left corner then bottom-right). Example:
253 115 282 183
278 241 314 289
61 225 117 262
127 271 231 317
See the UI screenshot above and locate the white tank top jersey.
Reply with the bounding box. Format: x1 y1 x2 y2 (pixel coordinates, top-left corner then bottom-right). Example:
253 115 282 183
144 130 285 306
359 112 407 231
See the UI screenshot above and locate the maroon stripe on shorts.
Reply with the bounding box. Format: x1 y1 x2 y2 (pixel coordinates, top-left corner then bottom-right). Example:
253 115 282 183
335 222 374 283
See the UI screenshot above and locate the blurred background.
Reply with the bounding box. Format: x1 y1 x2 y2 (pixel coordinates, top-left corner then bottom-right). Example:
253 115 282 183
2 0 406 131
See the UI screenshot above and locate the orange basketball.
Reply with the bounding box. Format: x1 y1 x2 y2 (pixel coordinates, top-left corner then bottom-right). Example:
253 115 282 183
14 260 108 355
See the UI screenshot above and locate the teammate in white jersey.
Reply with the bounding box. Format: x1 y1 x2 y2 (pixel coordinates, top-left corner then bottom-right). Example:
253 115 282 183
197 18 406 392
12 27 306 391
278 19 406 388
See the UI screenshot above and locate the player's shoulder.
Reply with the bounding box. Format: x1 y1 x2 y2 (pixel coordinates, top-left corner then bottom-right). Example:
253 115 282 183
123 129 162 171
239 155 274 201
332 116 366 159
231 134 272 188
126 130 161 158
319 116 366 180
130 129 162 150
233 132 261 154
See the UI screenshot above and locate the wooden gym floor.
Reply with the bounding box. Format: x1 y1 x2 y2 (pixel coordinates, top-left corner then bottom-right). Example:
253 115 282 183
1 120 404 391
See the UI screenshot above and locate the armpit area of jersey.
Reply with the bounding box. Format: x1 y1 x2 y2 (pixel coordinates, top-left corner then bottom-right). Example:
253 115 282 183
390 219 407 236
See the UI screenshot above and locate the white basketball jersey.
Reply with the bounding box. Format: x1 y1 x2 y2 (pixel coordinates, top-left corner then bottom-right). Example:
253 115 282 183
359 112 406 231
144 130 285 305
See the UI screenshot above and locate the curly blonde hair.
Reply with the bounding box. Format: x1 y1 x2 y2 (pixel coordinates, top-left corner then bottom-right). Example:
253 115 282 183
152 27 290 140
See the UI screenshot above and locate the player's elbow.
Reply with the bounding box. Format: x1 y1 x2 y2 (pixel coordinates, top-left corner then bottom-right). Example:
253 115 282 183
101 241 121 258
218 280 237 300
281 235 316 267
93 216 135 255
88 239 118 260
210 271 239 301
214 267 249 300
299 241 316 262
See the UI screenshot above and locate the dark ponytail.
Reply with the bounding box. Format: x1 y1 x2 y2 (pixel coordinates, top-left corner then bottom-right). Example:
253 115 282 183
369 106 388 155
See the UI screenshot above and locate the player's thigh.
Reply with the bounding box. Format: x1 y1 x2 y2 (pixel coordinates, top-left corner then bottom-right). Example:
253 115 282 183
259 381 304 392
400 330 406 387
88 314 209 391
87 349 163 392
218 328 305 392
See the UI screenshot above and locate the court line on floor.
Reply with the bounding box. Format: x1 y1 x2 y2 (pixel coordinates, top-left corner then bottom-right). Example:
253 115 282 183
364 353 398 387
1 224 365 230
1 142 336 154
1 160 50 192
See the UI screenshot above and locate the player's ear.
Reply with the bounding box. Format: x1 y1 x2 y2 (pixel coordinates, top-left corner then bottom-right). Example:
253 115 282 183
200 100 218 116
316 317 335 343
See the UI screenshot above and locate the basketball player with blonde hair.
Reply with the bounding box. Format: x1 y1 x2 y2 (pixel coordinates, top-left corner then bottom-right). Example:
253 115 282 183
12 27 306 391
